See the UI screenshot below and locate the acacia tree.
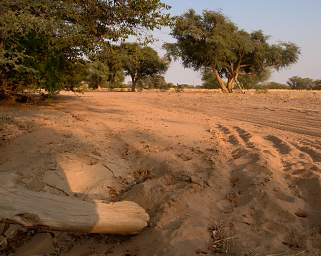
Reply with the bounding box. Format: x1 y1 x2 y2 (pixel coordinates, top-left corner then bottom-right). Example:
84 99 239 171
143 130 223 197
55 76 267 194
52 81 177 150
0 0 171 97
287 76 315 90
165 9 300 93
90 45 125 88
314 80 321 90
121 43 169 91
85 61 110 89
138 75 170 90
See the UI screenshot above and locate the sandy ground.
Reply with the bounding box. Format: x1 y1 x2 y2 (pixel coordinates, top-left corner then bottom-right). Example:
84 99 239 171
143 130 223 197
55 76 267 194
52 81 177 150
1 91 321 256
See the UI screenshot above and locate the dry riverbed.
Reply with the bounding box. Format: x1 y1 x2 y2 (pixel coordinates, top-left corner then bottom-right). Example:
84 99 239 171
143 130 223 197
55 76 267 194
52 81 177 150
1 90 321 255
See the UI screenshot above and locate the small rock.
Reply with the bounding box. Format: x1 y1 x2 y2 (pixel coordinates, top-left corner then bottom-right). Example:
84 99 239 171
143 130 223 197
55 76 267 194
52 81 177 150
175 174 192 183
207 128 216 134
295 209 308 218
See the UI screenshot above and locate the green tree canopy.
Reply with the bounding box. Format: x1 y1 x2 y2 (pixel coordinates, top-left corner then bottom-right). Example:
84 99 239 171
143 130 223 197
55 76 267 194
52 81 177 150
137 75 170 90
314 80 321 90
90 45 125 88
165 9 300 93
201 68 220 89
287 76 316 90
121 43 169 91
85 61 110 89
0 0 172 97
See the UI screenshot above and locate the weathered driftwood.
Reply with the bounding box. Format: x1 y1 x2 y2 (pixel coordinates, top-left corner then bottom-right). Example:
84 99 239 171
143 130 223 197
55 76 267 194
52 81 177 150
0 184 149 235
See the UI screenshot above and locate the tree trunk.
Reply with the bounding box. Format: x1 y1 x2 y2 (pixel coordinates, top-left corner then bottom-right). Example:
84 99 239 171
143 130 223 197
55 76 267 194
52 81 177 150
130 74 137 92
227 78 236 93
131 82 136 92
0 184 149 235
213 69 228 93
226 65 241 93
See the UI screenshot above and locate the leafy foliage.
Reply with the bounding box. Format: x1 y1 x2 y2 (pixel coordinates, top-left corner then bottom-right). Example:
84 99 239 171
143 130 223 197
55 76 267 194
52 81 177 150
201 69 220 89
165 9 300 92
85 61 110 89
314 80 321 90
89 45 125 89
137 75 171 90
287 76 316 90
0 0 172 97
254 77 321 90
121 43 169 91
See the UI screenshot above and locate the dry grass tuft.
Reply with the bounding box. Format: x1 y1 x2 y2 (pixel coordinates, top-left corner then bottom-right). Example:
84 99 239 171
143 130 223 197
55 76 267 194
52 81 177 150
209 222 237 255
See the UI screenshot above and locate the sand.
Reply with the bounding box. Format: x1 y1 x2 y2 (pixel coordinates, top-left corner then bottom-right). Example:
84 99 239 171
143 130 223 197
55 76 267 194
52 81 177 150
0 90 321 255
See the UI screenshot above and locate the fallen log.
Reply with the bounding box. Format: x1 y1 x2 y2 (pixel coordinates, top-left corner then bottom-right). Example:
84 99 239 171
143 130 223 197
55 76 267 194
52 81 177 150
0 183 149 235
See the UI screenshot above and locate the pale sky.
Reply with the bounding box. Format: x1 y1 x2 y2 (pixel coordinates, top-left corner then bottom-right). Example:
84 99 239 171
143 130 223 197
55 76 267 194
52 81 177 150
153 0 321 85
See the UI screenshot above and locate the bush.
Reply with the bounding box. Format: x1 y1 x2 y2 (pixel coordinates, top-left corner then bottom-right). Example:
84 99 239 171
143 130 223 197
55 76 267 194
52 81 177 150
175 85 184 92
255 88 269 94
260 82 289 90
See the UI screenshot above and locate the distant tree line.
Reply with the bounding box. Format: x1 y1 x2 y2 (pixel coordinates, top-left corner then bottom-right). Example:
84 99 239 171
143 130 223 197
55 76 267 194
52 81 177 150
202 73 321 91
258 76 321 90
1 2 310 99
286 76 321 90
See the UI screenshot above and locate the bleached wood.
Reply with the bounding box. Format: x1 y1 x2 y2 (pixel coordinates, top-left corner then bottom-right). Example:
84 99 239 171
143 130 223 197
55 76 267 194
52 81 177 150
0 185 149 235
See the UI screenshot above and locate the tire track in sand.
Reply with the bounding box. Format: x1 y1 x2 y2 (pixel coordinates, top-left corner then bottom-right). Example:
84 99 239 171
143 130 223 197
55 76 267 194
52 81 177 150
212 123 321 254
